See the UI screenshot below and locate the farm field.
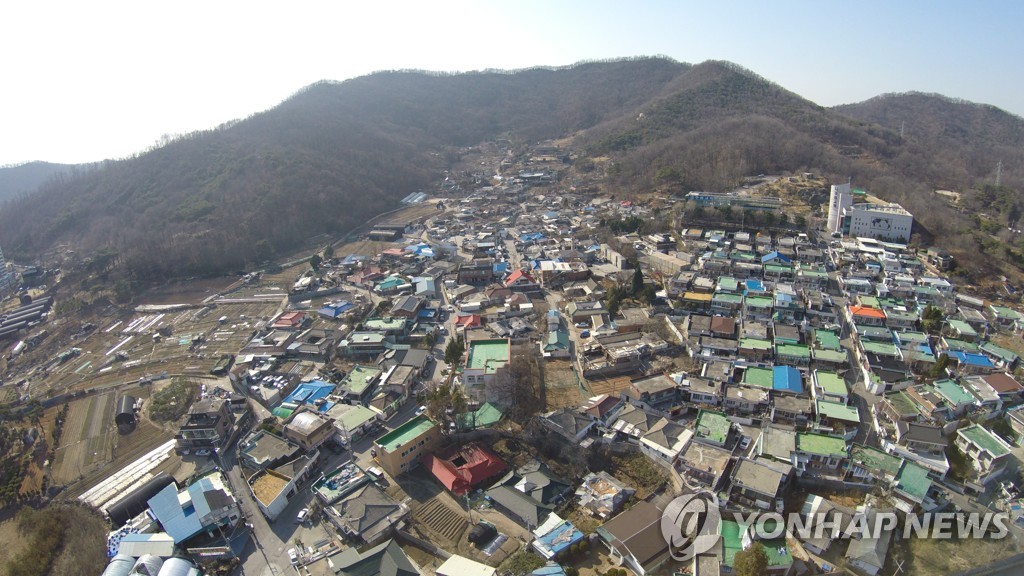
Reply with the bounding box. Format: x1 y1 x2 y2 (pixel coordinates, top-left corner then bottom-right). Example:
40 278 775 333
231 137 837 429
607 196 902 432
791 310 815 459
542 359 586 410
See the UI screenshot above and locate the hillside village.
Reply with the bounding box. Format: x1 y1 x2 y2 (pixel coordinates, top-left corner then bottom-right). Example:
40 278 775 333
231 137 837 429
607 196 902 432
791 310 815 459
2 139 1024 576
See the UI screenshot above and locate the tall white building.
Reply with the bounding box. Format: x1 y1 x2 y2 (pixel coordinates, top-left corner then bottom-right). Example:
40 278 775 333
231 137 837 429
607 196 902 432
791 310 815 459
827 183 852 233
844 203 914 243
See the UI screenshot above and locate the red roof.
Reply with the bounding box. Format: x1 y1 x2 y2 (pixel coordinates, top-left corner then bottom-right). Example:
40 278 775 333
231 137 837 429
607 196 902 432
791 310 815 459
848 305 886 319
504 269 536 286
423 443 507 496
272 311 307 328
456 314 482 328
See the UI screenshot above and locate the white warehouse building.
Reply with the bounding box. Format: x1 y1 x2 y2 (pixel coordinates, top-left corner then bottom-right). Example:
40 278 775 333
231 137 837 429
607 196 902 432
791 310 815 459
842 202 914 243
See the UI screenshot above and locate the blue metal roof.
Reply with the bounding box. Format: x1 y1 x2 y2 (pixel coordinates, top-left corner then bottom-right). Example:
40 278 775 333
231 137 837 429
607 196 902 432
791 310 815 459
773 366 803 393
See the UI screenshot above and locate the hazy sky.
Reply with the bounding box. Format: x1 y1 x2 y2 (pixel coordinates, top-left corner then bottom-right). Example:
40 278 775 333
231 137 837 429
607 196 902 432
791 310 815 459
2 0 1022 165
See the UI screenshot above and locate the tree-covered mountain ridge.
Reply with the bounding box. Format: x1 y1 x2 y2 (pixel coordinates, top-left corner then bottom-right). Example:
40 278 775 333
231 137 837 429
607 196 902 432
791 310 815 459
0 57 1021 280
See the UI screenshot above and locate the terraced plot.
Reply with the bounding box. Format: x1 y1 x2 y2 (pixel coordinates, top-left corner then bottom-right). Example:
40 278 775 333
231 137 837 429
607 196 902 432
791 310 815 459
414 497 467 544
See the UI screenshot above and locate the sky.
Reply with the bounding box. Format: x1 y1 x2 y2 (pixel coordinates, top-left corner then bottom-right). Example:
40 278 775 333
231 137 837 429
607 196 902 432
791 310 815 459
2 0 1023 165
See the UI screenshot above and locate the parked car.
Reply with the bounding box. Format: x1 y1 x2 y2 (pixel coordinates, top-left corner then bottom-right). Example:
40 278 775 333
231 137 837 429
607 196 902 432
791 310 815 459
415 405 428 416
296 508 309 524
195 448 211 457
287 548 299 565
739 436 751 451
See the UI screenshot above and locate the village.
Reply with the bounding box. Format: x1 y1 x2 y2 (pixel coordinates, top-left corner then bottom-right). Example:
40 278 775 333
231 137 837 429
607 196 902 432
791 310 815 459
2 140 1024 576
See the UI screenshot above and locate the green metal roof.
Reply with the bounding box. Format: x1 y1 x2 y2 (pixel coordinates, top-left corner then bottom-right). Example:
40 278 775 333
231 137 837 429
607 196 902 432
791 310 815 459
739 338 772 350
341 365 383 395
467 339 510 374
375 415 436 453
942 338 979 353
991 306 1023 320
695 409 731 444
946 319 978 337
713 293 745 304
812 348 848 363
717 277 739 292
744 367 774 388
775 344 811 358
456 402 504 430
815 330 841 351
816 399 860 423
931 379 974 406
884 390 919 416
895 461 932 502
981 341 1019 362
850 444 902 476
746 295 773 308
958 424 1010 457
796 432 847 457
814 371 847 396
861 340 898 356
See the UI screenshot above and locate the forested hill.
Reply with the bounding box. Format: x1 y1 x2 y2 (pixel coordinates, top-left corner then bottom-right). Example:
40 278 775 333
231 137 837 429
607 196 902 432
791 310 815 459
0 57 689 279
0 57 1022 281
834 93 1024 192
0 161 75 203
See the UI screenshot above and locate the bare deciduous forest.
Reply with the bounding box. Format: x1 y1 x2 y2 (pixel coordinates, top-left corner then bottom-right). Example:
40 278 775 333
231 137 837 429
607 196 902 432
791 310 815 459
0 57 1021 282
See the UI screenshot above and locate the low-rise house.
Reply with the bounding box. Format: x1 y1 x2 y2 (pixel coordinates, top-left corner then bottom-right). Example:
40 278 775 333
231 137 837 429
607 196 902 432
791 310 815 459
723 385 770 416
146 471 242 545
811 370 848 404
794 432 848 478
729 457 788 511
624 373 678 409
338 332 388 358
437 555 496 576
955 424 1013 484
681 377 722 406
581 394 626 423
541 407 596 444
336 364 382 405
532 514 585 561
238 430 301 470
327 484 410 545
844 507 894 576
772 395 813 425
424 442 507 496
693 409 731 447
980 341 1020 371
373 416 442 477
333 538 419 576
174 398 236 454
814 399 860 439
677 441 733 490
281 410 336 452
249 451 320 521
757 426 797 464
576 471 633 519
596 501 669 576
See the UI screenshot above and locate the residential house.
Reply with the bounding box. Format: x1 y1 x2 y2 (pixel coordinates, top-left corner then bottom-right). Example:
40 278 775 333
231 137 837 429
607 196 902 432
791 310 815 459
174 398 236 454
281 410 336 452
793 432 848 478
576 471 633 519
677 441 733 490
729 458 789 512
955 424 1013 484
327 484 409 545
373 416 442 477
541 408 596 444
424 442 507 496
596 501 669 576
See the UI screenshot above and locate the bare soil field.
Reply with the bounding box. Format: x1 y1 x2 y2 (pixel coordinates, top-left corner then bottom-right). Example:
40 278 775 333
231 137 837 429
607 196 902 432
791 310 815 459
135 276 238 306
586 374 634 397
542 359 586 410
50 391 116 485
